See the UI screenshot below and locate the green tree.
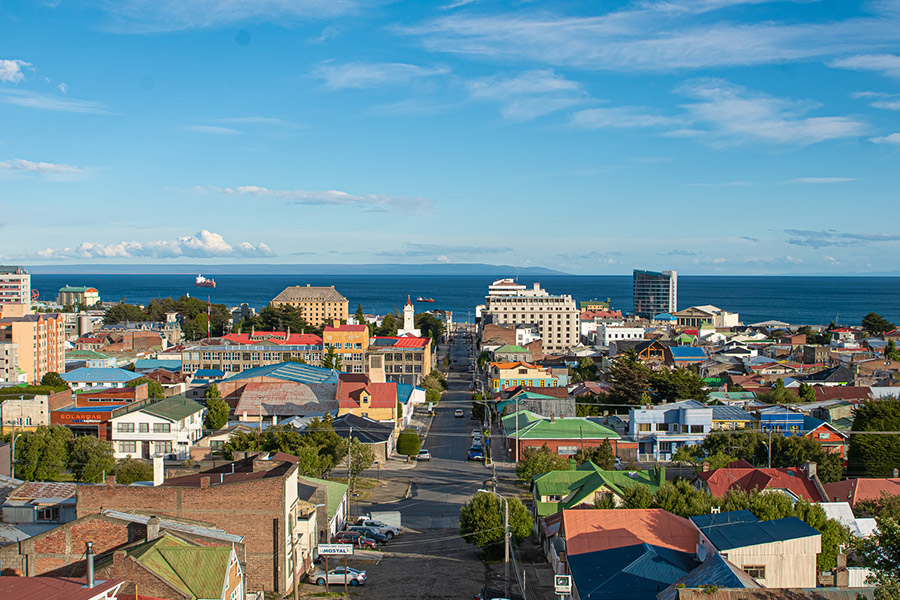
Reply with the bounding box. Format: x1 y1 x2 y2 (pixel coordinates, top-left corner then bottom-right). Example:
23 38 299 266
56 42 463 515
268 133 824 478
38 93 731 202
571 357 598 383
374 313 399 336
608 350 652 404
40 372 69 391
574 438 616 470
853 516 900 597
593 493 616 509
347 438 375 491
416 313 446 341
13 425 72 481
798 382 816 403
126 377 165 399
354 303 365 326
477 350 491 370
303 416 349 471
863 312 896 336
258 303 315 335
425 388 441 405
622 483 654 508
650 367 709 403
321 346 343 370
396 430 422 456
756 378 797 404
70 435 116 483
103 303 148 324
114 458 154 484
654 479 714 518
204 395 229 430
459 492 533 560
886 340 900 362
515 444 570 481
848 397 900 477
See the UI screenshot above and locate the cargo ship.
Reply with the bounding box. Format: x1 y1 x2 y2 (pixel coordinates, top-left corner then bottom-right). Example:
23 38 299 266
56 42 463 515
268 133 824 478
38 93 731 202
416 297 434 303
195 274 216 288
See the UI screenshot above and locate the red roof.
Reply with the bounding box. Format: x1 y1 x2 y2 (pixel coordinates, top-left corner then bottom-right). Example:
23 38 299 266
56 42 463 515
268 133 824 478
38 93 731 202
697 464 825 502
337 374 398 409
0 577 124 600
374 336 429 348
220 332 322 345
323 324 367 333
562 508 697 556
822 478 900 506
813 387 871 402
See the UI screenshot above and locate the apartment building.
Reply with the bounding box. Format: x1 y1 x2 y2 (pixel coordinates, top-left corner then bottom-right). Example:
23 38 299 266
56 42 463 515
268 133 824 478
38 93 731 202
180 335 323 376
56 286 101 307
633 269 677 318
322 321 369 374
0 342 18 382
270 284 348 327
482 280 578 353
0 312 66 383
0 266 31 307
367 336 432 386
108 395 205 460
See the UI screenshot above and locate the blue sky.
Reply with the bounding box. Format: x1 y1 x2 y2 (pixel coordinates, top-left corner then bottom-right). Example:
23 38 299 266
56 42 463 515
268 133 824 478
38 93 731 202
2 0 900 275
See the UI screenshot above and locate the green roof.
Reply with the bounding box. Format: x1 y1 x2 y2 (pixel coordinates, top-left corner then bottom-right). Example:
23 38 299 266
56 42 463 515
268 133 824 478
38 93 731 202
66 350 112 359
503 410 619 441
131 534 231 599
532 462 666 517
143 396 205 422
495 344 528 354
59 286 95 293
300 476 348 519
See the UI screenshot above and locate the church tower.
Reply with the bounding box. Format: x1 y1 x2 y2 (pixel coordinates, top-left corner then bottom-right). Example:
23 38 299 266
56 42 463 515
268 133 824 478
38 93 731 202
404 295 415 332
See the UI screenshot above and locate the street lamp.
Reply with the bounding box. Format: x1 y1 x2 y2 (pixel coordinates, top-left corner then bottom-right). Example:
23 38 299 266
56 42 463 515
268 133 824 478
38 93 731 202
477 488 510 597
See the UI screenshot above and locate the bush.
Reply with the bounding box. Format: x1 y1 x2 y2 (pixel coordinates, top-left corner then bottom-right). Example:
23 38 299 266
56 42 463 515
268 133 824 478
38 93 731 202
115 458 154 484
426 388 442 405
397 430 421 456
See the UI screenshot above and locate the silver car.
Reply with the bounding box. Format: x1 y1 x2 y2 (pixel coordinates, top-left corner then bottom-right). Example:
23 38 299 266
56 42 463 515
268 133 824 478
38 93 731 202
312 566 367 586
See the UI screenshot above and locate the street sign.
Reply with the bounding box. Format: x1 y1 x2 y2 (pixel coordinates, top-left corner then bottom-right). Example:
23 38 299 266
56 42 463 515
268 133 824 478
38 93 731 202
317 544 353 556
554 575 572 594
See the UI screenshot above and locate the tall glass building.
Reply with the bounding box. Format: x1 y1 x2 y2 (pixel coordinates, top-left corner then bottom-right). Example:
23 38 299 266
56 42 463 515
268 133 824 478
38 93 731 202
632 269 677 318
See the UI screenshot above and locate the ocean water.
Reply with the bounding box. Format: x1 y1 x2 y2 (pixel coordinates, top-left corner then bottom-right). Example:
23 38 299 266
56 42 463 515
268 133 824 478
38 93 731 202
30 274 900 327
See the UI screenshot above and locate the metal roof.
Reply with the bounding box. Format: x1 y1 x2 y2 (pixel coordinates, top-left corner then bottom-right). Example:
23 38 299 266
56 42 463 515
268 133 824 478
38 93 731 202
101 509 244 543
61 367 136 382
223 361 341 384
141 396 205 422
691 510 820 551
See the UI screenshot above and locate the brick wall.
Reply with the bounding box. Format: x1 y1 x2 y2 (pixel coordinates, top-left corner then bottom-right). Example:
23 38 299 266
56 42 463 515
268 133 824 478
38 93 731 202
97 552 191 600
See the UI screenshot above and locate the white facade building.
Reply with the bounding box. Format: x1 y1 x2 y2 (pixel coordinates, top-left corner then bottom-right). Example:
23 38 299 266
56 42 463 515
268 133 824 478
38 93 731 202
596 325 645 347
110 396 205 460
0 266 31 308
482 280 578 353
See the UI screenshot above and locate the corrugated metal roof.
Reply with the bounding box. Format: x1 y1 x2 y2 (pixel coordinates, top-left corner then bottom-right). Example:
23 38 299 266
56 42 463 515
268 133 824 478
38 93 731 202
101 510 243 543
691 511 820 551
61 367 135 382
224 361 341 384
0 577 123 600
568 543 698 600
563 509 697 556
658 553 762 600
141 396 205 422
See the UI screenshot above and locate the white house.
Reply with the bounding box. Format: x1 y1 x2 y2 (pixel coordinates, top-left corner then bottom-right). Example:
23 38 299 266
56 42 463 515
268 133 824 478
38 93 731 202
596 324 645 347
110 395 205 460
60 367 136 390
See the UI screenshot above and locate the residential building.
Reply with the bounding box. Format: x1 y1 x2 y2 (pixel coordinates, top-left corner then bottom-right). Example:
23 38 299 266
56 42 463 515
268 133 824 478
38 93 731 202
609 338 669 362
492 344 531 363
501 410 626 461
596 324 645 346
322 321 369 373
665 346 708 367
695 461 828 502
60 367 137 390
367 335 432 386
754 405 804 434
532 462 666 516
57 286 101 307
109 396 205 460
802 415 849 458
482 280 579 352
0 341 18 382
0 266 31 307
711 405 759 431
180 335 323 376
270 284 348 327
1 481 77 529
658 553 763 600
331 413 395 462
629 400 713 461
823 477 900 506
77 452 312 595
490 361 558 392
0 312 65 383
632 269 677 318
0 389 72 433
804 364 855 386
337 372 398 423
818 502 877 538
691 510 822 588
299 475 349 540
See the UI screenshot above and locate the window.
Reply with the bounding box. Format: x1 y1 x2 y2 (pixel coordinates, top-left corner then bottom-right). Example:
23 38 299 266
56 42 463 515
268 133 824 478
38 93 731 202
155 441 173 454
638 423 652 432
690 425 704 434
211 440 225 451
743 565 766 579
818 432 829 439
656 423 667 431
117 422 135 433
557 446 578 455
119 441 137 453
153 423 171 433
139 423 149 433
36 507 61 522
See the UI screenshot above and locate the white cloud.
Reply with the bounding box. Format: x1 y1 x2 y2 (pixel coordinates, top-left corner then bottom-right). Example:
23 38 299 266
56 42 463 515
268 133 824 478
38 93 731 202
870 132 900 144
0 158 83 174
0 59 31 83
871 99 900 110
831 53 900 80
572 106 678 129
184 125 242 135
677 78 867 145
436 254 450 262
314 61 450 90
785 177 856 184
467 69 587 120
198 184 434 213
0 89 110 114
57 82 68 94
34 230 275 259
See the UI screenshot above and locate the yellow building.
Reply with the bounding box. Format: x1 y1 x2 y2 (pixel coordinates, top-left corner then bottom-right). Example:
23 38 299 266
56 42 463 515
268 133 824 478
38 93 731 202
336 373 398 423
489 361 558 392
270 284 348 327
322 321 369 374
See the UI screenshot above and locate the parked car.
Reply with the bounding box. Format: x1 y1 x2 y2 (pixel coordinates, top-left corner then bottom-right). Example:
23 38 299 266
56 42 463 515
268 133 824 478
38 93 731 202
312 566 367 586
354 518 400 538
332 531 377 550
454 409 464 417
472 428 482 437
467 447 484 461
416 449 431 461
347 526 390 544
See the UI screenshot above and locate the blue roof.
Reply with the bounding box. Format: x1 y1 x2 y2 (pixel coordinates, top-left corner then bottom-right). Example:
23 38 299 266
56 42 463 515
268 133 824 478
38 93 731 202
193 369 225 378
222 361 341 384
691 510 820 551
658 553 761 600
568 543 699 600
134 359 182 371
654 313 676 321
61 367 136 383
667 346 707 359
396 383 414 404
55 406 118 412
711 405 757 422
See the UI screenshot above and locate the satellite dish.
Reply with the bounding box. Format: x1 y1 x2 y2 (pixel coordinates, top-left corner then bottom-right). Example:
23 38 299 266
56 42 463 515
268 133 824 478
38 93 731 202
31 289 39 301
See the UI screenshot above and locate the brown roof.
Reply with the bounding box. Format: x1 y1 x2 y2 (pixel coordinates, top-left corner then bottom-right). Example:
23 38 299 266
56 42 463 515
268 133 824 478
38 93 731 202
233 381 338 417
272 285 347 302
812 386 870 402
822 477 900 506
697 464 825 502
9 481 77 501
508 385 569 399
0 577 124 600
562 508 697 556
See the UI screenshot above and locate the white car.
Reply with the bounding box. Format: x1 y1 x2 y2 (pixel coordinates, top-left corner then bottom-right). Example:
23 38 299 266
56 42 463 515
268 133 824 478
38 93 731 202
312 566 367 586
355 518 401 538
454 409 465 418
472 428 483 438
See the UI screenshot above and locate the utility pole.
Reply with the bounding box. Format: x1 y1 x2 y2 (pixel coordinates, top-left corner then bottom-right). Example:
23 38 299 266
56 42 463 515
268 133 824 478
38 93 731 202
503 493 510 598
768 428 772 469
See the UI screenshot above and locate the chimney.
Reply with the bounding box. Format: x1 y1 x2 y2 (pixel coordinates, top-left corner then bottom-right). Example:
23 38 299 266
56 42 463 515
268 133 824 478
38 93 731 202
153 455 165 486
702 462 710 472
333 319 340 328
113 550 126 567
834 552 849 587
85 542 95 589
893 468 899 478
272 414 278 426
105 475 116 487
804 461 817 478
200 476 210 489
146 516 160 542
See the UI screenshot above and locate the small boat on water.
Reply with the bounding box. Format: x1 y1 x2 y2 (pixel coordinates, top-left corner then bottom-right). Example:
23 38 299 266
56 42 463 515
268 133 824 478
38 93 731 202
195 274 216 288
416 297 435 302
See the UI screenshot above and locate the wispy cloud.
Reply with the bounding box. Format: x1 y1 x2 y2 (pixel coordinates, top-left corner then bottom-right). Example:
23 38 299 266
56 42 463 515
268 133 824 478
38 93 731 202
687 180 750 187
198 185 434 213
870 132 900 144
377 242 511 257
572 106 679 129
0 158 83 174
0 89 111 114
33 230 274 259
184 125 242 135
740 236 759 243
785 229 900 248
658 249 696 256
785 177 856 184
314 61 449 89
468 69 587 120
98 0 366 33
219 116 298 126
0 59 32 83
831 53 900 80
558 250 622 264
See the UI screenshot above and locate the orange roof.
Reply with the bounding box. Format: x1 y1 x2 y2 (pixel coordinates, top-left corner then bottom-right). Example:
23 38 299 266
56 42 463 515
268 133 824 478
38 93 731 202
562 508 697 556
221 332 322 345
697 465 825 502
823 478 900 506
491 361 538 370
337 374 397 409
